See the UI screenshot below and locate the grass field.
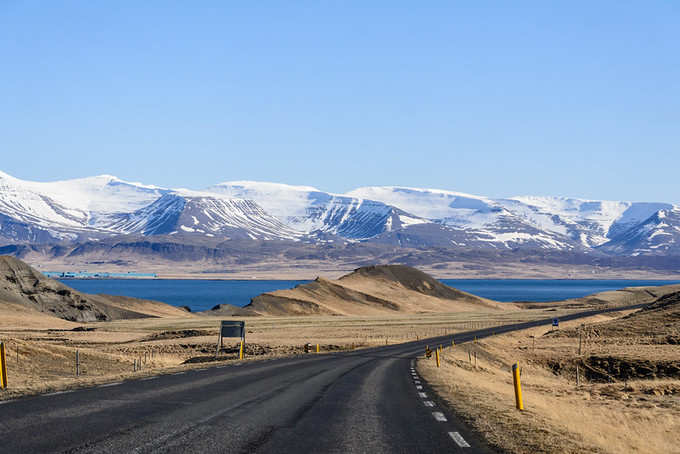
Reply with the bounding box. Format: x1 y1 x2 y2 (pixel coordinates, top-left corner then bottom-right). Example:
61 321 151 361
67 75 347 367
0 308 569 399
418 310 680 454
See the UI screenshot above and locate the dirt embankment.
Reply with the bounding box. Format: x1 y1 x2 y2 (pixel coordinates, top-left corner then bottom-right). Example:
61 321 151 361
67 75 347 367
543 291 680 382
245 264 511 316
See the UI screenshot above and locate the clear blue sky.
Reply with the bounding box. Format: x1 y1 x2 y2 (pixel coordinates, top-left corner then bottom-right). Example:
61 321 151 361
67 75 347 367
1 2 678 202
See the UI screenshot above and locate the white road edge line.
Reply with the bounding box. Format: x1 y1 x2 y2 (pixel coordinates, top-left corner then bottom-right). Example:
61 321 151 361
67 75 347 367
0 400 16 404
98 382 122 388
418 392 427 398
432 411 447 422
141 377 158 381
449 431 471 448
423 400 435 407
172 372 186 375
44 390 73 396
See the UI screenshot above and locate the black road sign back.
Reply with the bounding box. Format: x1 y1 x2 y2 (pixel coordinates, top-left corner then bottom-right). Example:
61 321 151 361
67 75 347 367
220 321 245 339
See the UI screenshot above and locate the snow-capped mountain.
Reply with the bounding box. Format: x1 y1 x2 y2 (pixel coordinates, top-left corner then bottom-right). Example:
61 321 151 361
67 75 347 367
0 171 678 258
348 186 675 250
0 173 302 242
500 196 673 247
597 208 680 256
207 181 429 239
98 192 303 240
0 171 170 242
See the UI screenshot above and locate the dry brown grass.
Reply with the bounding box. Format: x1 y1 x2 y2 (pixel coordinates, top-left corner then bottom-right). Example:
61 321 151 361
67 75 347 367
418 313 680 454
0 308 567 399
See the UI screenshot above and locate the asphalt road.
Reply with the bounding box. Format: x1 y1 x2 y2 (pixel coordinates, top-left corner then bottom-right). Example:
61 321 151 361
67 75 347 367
0 304 646 454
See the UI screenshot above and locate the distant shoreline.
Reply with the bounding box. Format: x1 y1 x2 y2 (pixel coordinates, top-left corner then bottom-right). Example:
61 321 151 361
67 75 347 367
55 275 680 283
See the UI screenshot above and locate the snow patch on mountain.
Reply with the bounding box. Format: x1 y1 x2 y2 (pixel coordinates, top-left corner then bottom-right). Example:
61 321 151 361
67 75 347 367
597 207 680 255
208 181 428 239
98 193 303 240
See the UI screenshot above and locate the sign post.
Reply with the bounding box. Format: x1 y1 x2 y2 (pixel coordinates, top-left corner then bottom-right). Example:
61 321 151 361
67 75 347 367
512 362 523 410
216 321 246 358
0 342 7 389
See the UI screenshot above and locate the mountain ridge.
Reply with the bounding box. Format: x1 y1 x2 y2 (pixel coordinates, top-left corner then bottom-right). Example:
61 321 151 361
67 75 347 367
0 171 678 259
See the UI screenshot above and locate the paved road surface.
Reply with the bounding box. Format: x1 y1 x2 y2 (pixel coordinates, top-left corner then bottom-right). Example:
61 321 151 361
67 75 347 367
0 304 645 453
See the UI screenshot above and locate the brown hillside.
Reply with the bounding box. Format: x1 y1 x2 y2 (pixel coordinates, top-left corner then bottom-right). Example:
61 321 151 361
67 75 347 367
246 265 511 316
0 255 190 323
587 291 680 339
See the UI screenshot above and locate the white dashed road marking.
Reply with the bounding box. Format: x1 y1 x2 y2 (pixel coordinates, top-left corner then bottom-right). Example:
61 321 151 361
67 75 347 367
432 411 447 422
449 431 471 448
172 372 186 375
410 361 472 449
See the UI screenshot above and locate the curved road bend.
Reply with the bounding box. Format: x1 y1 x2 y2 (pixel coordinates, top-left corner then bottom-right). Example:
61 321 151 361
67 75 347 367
0 304 645 454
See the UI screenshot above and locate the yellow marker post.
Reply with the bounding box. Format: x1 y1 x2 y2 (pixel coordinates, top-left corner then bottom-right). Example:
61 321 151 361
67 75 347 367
512 362 523 410
239 339 244 360
435 348 440 368
316 343 320 353
0 342 7 389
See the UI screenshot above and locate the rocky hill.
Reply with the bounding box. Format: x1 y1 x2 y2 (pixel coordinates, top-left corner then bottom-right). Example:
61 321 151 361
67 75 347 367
245 264 511 316
0 256 189 322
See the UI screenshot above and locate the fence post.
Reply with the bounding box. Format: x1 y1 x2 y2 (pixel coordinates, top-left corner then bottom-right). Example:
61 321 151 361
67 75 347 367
76 349 80 377
512 362 524 410
0 342 7 389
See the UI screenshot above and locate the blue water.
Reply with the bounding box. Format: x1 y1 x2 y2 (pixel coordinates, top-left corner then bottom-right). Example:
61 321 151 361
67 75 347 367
60 278 679 312
59 279 310 312
442 279 679 303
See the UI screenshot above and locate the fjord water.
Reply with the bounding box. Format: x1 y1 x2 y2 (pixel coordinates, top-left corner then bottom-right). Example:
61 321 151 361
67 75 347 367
59 278 679 312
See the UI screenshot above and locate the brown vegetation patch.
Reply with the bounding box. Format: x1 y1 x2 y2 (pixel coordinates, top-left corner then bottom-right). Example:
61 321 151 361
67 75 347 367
418 300 680 454
142 329 215 341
